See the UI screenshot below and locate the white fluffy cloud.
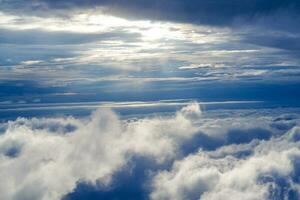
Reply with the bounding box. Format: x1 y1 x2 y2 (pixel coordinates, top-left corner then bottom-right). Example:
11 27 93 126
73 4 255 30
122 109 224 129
1 103 300 200
0 103 201 200
151 126 300 200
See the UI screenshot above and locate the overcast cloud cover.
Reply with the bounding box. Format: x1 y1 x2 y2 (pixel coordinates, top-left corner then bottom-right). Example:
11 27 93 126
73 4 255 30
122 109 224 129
1 1 300 200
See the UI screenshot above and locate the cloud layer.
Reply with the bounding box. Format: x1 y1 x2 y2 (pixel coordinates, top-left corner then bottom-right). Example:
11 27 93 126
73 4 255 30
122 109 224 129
0 103 201 200
1 103 300 200
3 0 300 27
1 1 300 92
151 127 300 200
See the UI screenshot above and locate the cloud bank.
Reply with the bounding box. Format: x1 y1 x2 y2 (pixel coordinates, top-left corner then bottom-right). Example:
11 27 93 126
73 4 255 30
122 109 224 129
3 0 300 27
0 103 201 200
151 127 300 200
1 103 300 199
1 1 300 88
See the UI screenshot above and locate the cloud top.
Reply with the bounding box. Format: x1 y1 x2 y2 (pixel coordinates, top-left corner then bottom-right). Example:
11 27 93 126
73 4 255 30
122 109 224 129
0 103 201 200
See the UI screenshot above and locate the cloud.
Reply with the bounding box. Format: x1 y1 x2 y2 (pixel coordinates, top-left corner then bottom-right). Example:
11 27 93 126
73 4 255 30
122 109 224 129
0 28 141 45
150 124 300 200
3 0 300 27
179 64 216 70
0 103 201 200
1 102 300 199
1 4 300 82
243 32 300 52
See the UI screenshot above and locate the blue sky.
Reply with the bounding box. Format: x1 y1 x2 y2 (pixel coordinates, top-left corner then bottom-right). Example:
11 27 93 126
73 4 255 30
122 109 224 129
1 1 300 200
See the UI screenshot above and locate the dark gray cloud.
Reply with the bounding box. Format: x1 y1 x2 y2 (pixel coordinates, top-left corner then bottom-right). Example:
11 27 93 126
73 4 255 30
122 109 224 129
243 33 300 52
2 0 300 54
1 0 300 26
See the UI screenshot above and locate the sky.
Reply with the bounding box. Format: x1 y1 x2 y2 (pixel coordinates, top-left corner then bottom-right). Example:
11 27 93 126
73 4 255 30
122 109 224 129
1 1 300 200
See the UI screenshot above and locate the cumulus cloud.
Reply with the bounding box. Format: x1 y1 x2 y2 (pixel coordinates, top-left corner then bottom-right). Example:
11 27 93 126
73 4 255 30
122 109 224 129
1 102 300 200
151 123 300 200
0 103 201 200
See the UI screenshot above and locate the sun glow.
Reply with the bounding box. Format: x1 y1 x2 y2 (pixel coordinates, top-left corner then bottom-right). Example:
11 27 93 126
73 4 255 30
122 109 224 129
0 10 185 41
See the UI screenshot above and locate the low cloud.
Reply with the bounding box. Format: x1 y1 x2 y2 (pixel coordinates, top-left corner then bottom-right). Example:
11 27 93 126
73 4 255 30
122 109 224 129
0 103 201 200
151 124 300 200
1 103 300 200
